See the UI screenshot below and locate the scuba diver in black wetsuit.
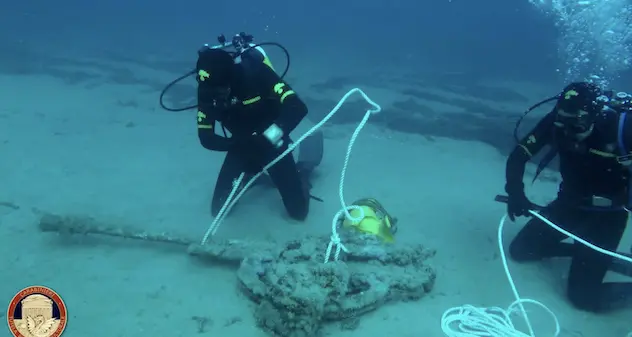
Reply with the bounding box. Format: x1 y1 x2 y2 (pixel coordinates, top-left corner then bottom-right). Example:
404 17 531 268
504 81 632 312
160 32 323 221
195 37 321 221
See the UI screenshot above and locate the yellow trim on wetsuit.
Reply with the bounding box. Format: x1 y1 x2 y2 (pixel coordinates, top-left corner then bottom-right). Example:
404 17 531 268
273 82 295 104
198 70 210 81
197 111 206 123
280 90 295 103
263 57 275 71
588 149 616 157
197 110 212 129
519 144 532 157
242 96 261 105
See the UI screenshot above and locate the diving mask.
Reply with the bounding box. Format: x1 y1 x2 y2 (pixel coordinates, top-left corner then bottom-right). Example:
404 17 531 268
554 108 595 136
197 85 237 111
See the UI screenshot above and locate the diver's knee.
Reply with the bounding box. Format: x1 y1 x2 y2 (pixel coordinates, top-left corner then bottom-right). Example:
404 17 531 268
567 284 602 312
287 202 309 221
211 197 225 217
287 207 308 221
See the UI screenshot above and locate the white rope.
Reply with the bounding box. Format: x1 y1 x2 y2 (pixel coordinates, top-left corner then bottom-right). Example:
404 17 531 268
324 206 360 263
200 173 244 245
324 106 380 263
441 209 632 336
201 88 381 245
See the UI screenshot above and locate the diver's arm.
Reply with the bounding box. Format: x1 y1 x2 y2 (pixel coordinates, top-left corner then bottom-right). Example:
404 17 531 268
505 112 555 194
259 66 308 134
197 112 233 152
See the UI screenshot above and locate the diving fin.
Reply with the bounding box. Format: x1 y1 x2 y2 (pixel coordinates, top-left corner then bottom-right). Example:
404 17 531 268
298 131 324 202
297 130 324 172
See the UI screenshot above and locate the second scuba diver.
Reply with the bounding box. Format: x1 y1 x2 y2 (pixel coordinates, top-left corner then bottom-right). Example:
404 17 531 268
504 81 632 312
194 34 322 221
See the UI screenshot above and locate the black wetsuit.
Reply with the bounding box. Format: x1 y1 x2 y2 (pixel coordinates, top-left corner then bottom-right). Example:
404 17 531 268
505 104 632 312
196 49 310 220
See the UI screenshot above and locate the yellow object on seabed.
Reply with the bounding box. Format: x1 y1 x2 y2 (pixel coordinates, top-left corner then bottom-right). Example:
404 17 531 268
341 198 398 243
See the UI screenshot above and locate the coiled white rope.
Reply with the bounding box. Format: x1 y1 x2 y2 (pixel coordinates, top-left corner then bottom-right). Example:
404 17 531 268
441 210 632 337
201 88 381 245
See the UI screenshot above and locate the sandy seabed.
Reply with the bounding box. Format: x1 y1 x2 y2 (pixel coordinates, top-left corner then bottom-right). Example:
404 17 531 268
1 72 631 337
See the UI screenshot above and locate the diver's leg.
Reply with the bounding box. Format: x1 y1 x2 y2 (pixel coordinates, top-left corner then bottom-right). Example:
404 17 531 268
596 282 632 311
211 150 245 217
267 152 310 221
509 199 575 262
566 210 629 312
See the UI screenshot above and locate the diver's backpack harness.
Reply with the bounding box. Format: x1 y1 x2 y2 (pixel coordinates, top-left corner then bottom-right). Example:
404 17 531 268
616 111 632 208
617 112 632 164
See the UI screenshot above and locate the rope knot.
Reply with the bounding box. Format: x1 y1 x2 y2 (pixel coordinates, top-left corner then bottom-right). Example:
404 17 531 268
330 233 341 245
324 232 348 263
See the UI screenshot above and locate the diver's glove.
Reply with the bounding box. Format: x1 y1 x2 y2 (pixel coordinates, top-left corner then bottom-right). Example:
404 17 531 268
506 187 533 221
